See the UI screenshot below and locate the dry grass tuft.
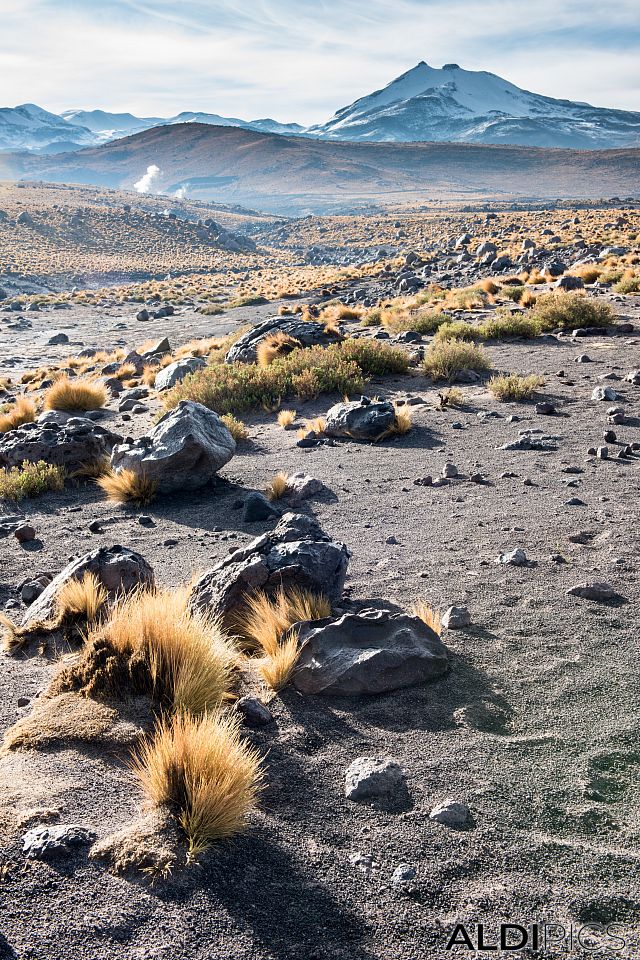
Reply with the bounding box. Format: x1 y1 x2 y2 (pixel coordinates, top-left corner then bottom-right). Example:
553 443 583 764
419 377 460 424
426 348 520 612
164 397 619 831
392 405 412 436
220 413 248 443
56 572 108 623
488 373 545 402
277 409 297 429
97 468 158 506
60 587 235 715
44 376 107 412
265 471 290 501
438 387 465 409
412 600 442 636
0 397 36 434
131 710 263 858
256 332 301 367
236 587 330 691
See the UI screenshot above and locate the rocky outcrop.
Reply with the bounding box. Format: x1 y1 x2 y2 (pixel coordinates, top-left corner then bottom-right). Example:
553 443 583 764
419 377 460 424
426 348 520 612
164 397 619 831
324 396 396 442
24 545 154 624
110 400 235 494
293 608 449 695
0 417 121 472
225 316 342 364
189 512 349 621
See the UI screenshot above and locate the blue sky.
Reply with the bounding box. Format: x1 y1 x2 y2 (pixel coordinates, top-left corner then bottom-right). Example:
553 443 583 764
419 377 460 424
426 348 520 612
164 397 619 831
2 0 639 121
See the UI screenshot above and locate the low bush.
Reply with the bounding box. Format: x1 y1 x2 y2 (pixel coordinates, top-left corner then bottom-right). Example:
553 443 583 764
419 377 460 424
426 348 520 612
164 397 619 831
423 340 490 381
488 373 544 401
0 460 65 501
530 293 614 330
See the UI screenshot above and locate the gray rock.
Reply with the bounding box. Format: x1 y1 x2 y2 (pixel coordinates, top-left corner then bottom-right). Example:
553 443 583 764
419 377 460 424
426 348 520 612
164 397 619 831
0 417 121 473
235 696 273 727
441 605 471 629
567 582 621 602
344 757 405 801
225 316 341 364
154 356 206 391
497 548 529 567
110 400 235 495
592 386 618 402
285 472 324 500
429 799 471 828
22 824 95 859
293 608 448 696
392 863 417 885
46 332 69 346
243 492 280 523
442 463 458 479
14 523 36 543
625 369 640 385
324 396 395 442
555 275 584 291
190 512 349 622
24 544 154 624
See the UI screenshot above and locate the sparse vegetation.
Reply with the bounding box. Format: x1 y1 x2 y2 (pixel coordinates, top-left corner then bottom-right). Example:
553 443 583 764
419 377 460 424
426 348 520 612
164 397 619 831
530 292 614 330
220 414 249 443
423 340 490 381
131 710 263 858
0 459 65 502
265 471 290 501
164 339 408 416
277 409 297 428
488 373 545 401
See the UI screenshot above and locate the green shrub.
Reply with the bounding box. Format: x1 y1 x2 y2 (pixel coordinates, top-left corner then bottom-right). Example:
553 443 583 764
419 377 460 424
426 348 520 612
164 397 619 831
614 275 640 294
488 373 544 401
163 339 408 415
530 293 614 330
0 460 65 501
423 339 490 381
434 320 483 342
481 312 542 339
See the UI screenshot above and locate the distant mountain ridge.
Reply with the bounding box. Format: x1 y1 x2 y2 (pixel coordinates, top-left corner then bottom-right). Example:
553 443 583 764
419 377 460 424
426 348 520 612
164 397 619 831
1 61 639 154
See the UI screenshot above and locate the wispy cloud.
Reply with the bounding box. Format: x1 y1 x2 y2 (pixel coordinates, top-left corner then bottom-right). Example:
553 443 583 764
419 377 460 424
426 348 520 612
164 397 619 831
0 0 638 121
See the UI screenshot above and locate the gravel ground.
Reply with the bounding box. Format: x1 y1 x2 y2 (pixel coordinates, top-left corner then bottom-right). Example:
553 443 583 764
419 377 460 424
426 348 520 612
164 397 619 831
1 292 639 960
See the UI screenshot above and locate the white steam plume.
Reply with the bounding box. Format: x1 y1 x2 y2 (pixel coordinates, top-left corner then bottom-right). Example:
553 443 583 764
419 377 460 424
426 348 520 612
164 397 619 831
134 164 161 194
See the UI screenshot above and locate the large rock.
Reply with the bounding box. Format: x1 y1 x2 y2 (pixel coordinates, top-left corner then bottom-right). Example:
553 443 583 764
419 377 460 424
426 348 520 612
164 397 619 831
23 824 95 859
0 417 121 473
154 356 206 391
224 316 342 364
324 396 396 442
110 400 235 494
293 608 449 696
24 544 154 624
190 512 349 621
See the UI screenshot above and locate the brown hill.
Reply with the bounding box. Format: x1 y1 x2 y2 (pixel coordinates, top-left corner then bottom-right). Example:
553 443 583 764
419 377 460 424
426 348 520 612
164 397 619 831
10 123 640 215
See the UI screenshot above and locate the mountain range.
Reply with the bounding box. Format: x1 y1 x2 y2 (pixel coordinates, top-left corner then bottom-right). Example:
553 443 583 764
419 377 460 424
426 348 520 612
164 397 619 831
2 62 639 154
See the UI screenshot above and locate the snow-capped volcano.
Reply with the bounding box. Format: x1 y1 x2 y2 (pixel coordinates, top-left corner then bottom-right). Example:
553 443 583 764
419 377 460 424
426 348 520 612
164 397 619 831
308 61 640 148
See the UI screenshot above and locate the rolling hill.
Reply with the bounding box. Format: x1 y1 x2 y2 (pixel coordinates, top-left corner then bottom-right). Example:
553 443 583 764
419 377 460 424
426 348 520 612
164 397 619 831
8 122 640 215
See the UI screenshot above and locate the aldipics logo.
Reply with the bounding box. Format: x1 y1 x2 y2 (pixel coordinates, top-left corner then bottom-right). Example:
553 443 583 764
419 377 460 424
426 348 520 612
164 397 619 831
445 922 627 954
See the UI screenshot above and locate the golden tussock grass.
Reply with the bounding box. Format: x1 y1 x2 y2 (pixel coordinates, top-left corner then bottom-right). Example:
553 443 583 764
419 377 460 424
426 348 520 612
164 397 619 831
277 409 297 429
412 600 442 636
0 397 37 434
235 587 331 691
44 376 107 412
97 468 158 506
265 471 290 501
438 387 465 409
66 587 236 715
297 416 326 439
256 332 301 367
2 571 107 651
392 405 412 436
131 710 263 858
220 414 249 443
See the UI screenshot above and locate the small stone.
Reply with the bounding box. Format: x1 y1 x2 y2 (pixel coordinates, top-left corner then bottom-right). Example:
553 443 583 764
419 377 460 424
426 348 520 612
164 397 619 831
14 524 36 543
235 696 273 727
441 605 471 629
567 582 621 601
535 402 556 415
87 519 103 534
442 463 458 479
497 548 529 567
591 386 617 402
392 864 417 885
242 492 280 523
344 757 405 801
603 430 617 443
17 696 30 708
22 824 95 859
429 799 471 828
597 446 609 460
137 515 154 526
